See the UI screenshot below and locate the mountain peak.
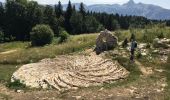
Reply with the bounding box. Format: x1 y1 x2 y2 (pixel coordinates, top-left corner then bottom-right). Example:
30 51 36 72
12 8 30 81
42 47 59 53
125 0 135 5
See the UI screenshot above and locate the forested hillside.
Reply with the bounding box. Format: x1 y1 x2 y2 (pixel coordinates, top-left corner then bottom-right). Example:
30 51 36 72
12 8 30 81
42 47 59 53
0 0 165 42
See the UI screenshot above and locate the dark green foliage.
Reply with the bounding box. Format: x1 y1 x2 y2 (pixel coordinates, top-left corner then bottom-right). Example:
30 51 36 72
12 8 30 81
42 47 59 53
84 16 103 33
143 33 147 42
64 0 73 34
166 20 170 27
122 38 128 48
30 24 54 46
0 30 4 43
59 29 69 43
0 2 4 28
70 12 83 34
130 33 136 41
72 5 76 12
5 0 28 41
55 1 63 18
157 32 164 39
4 0 43 41
146 43 151 49
136 52 142 59
26 1 43 39
111 19 119 30
0 0 161 42
6 80 26 90
79 2 86 18
43 5 59 36
119 17 130 29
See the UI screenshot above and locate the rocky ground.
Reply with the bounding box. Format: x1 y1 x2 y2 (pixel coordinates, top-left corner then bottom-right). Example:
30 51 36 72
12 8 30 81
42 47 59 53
0 48 169 100
0 38 170 100
0 62 167 100
11 49 129 91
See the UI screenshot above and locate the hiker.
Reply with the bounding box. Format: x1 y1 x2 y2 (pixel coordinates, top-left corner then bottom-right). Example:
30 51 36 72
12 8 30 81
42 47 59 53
130 39 137 62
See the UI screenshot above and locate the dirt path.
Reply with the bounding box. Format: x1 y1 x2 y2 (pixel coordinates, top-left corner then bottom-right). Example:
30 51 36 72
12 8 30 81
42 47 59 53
135 60 153 76
0 49 18 55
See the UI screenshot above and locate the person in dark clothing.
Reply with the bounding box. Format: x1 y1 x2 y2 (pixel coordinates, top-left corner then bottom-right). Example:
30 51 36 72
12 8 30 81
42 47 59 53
130 39 137 62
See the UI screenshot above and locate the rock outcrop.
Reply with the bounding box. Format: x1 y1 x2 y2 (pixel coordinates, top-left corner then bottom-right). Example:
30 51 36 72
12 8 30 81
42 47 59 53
153 38 170 48
95 29 118 54
11 52 129 91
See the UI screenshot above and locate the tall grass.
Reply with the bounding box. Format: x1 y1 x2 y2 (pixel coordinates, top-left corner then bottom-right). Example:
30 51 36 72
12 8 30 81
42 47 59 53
164 54 170 99
0 42 29 52
0 34 98 64
0 64 18 82
115 26 170 43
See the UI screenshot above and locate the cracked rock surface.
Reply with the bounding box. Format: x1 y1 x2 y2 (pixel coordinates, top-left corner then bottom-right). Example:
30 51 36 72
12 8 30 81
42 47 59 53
11 51 129 91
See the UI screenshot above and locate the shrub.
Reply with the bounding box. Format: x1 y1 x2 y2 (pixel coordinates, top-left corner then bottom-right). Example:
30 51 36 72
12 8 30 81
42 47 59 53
146 43 151 49
157 32 164 39
122 38 128 48
6 80 26 90
166 20 170 27
59 29 69 43
30 24 54 46
130 33 136 41
136 52 142 59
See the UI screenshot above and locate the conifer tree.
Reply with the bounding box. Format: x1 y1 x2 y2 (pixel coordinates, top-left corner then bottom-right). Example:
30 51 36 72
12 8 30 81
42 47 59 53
64 0 73 33
79 2 86 18
55 1 63 18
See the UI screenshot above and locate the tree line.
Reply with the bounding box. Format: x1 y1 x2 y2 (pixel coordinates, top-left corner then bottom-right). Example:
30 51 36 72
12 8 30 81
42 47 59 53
0 0 166 42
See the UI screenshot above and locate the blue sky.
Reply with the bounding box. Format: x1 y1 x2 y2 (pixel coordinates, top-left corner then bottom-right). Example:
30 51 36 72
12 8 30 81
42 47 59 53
0 0 170 9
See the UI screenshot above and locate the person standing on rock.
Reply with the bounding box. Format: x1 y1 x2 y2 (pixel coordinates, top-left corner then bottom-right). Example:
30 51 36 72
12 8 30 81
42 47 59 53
130 39 137 62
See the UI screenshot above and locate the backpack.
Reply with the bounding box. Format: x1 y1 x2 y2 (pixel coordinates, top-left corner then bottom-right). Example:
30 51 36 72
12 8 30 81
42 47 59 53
134 41 137 48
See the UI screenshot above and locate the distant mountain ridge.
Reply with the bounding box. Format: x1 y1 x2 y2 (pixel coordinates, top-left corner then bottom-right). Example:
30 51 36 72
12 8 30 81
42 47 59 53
62 0 170 20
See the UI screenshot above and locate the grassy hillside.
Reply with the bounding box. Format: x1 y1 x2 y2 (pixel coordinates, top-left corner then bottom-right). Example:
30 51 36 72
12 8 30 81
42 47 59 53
0 27 170 99
0 34 98 65
115 26 170 43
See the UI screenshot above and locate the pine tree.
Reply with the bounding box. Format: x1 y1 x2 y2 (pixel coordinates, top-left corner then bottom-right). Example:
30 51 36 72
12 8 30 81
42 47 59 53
72 5 76 12
55 1 63 18
79 2 86 18
0 2 4 28
70 12 83 34
44 5 59 36
64 0 73 33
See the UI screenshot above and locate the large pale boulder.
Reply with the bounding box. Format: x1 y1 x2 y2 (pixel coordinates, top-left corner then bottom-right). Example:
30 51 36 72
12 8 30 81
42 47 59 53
95 29 118 54
11 51 129 91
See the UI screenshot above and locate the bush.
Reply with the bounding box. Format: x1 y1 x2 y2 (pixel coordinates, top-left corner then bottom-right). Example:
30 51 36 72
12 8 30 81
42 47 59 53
30 24 54 46
6 80 26 90
157 32 164 39
122 38 128 48
59 29 69 43
166 20 170 27
136 52 142 59
130 33 136 41
146 43 151 49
